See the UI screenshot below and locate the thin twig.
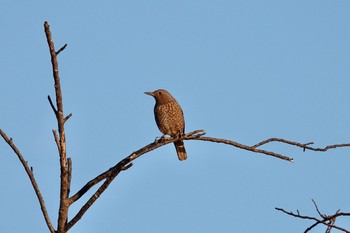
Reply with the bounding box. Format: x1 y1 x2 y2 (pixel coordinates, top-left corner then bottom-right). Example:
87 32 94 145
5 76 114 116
47 95 57 115
305 221 321 233
52 130 60 151
195 136 294 162
312 199 324 218
64 113 73 123
0 129 55 233
253 137 350 152
56 44 67 55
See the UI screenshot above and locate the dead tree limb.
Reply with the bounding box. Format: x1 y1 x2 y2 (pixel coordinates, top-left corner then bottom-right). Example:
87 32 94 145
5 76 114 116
0 130 55 233
66 130 350 230
253 138 350 152
276 199 350 233
68 129 288 208
44 21 71 233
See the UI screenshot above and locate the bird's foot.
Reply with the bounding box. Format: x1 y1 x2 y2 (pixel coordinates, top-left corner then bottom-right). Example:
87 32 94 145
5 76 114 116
155 135 167 143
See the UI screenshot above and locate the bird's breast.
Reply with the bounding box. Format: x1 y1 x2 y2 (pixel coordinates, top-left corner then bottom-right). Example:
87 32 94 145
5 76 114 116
154 101 185 136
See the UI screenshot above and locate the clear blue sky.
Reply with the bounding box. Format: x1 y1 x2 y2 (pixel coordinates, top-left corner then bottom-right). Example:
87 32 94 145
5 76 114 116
1 1 350 232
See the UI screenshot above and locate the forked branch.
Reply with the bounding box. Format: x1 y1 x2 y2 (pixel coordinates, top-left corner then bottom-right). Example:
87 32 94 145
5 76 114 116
276 199 350 233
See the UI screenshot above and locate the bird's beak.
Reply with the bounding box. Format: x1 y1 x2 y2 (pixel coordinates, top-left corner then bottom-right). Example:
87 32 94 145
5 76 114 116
144 91 154 96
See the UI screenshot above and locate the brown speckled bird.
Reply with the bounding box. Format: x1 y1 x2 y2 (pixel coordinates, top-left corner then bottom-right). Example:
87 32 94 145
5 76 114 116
145 89 187 161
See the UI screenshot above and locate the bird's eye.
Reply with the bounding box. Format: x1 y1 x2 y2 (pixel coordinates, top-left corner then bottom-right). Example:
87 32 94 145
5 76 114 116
158 91 162 95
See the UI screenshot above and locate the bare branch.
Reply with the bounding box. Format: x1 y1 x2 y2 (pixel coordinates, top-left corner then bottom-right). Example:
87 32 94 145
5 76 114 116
312 199 324 218
52 129 60 151
67 127 350 228
0 129 55 233
186 129 206 137
64 130 295 230
194 136 294 162
47 95 57 115
305 222 321 233
68 131 208 205
66 176 116 231
64 113 73 123
276 200 350 233
253 137 350 152
44 21 70 233
56 43 67 55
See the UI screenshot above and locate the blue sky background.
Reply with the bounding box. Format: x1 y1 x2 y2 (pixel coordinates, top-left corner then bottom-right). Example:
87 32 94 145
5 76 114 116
1 1 350 232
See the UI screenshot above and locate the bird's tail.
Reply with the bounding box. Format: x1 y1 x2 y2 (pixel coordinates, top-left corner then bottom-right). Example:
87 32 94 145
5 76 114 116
174 140 187 161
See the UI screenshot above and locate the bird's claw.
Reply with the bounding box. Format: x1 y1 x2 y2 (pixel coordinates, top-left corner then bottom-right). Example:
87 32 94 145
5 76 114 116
154 135 167 143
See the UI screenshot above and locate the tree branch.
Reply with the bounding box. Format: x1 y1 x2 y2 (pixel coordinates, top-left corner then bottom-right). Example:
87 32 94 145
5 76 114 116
56 43 67 55
52 129 60 151
68 130 206 206
69 130 296 206
44 21 70 233
65 129 350 230
66 131 290 229
253 137 350 152
276 200 350 233
48 95 57 115
66 176 119 231
0 129 55 233
195 135 294 162
64 113 73 123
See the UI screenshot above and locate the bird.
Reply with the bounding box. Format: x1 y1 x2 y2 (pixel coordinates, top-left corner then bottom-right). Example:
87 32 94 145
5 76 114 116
144 89 187 161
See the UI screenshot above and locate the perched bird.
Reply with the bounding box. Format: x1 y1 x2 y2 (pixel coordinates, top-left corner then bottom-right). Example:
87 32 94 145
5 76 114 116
145 89 187 161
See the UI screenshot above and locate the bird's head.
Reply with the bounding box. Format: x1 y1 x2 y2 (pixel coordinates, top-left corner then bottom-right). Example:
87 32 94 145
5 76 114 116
144 89 175 104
